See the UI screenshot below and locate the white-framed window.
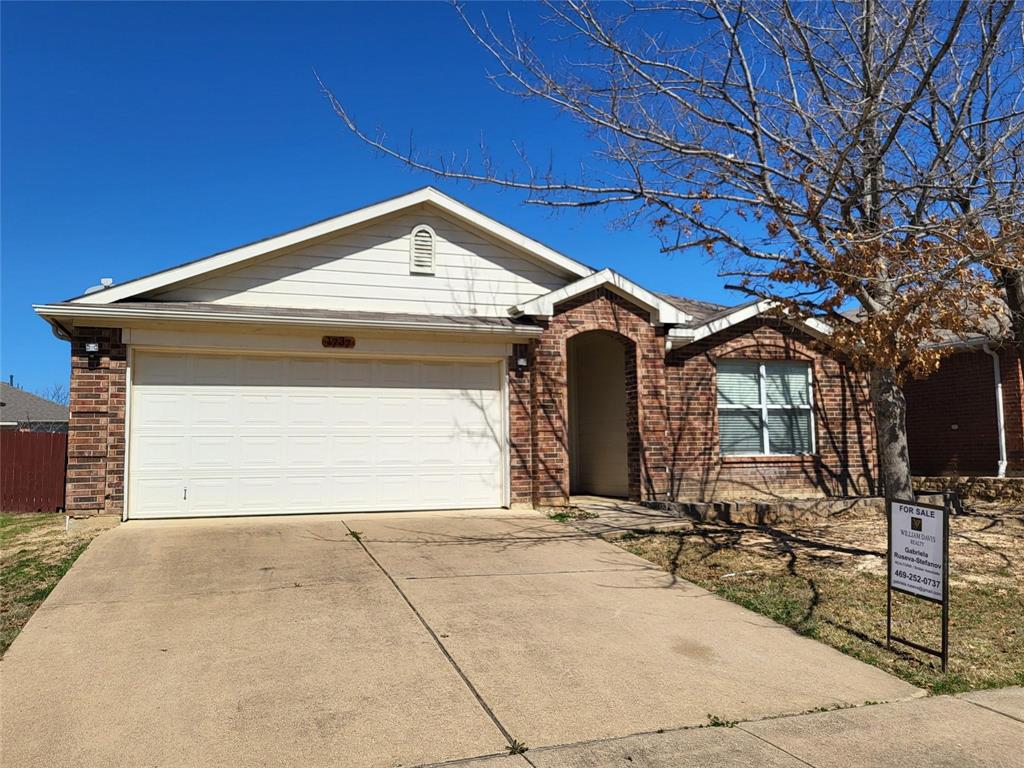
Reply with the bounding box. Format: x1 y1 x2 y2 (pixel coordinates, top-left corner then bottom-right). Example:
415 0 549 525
409 224 436 274
716 360 815 456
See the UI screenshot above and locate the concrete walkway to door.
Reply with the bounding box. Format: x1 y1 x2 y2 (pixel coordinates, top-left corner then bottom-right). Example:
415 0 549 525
2 509 930 767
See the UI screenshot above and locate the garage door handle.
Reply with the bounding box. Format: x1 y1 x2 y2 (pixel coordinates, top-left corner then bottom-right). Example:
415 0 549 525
183 487 188 501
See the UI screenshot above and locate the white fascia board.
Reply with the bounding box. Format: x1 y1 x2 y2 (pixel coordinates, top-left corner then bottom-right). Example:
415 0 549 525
33 304 544 339
511 268 691 326
68 187 593 305
665 300 833 350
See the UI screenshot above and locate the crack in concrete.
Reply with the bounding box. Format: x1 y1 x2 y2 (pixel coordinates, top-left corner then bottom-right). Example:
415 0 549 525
961 697 1024 724
341 520 523 755
735 724 820 768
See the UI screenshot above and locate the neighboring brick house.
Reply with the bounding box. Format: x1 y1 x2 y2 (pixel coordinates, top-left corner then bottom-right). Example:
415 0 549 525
36 188 878 519
0 381 69 432
905 341 1024 477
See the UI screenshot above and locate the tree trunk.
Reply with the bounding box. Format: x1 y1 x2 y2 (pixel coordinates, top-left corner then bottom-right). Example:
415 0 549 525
1003 267 1024 353
869 365 915 499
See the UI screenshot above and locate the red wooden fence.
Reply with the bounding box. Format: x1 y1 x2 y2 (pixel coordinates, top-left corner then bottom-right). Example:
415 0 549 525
1 432 67 513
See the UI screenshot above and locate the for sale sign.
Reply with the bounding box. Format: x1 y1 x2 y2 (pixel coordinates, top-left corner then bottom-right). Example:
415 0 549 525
889 499 946 603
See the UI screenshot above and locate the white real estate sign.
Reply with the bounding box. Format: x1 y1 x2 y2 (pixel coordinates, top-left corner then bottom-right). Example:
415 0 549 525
889 499 946 603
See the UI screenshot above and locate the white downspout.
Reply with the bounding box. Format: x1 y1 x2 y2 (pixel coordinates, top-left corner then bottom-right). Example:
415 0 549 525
983 344 1008 478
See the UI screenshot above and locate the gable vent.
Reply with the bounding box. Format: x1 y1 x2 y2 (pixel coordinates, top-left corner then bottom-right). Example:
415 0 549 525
409 225 436 274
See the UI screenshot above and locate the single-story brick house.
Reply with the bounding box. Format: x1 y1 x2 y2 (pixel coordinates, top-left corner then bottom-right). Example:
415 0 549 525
905 338 1023 478
36 188 878 519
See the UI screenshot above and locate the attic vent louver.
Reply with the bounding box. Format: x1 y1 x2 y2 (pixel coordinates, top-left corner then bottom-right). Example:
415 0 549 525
409 225 436 275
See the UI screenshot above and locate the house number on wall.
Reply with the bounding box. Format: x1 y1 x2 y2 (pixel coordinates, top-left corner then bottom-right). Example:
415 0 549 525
321 336 356 349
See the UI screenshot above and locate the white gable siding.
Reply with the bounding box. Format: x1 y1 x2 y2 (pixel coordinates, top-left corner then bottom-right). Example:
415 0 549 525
151 210 570 316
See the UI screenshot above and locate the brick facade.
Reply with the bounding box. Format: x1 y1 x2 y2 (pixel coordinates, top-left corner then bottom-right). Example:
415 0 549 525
66 296 880 516
67 327 127 516
665 319 877 501
507 291 878 505
905 346 1024 476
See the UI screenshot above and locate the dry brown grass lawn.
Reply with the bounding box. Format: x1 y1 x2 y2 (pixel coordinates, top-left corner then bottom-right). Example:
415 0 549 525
0 513 107 656
614 503 1023 694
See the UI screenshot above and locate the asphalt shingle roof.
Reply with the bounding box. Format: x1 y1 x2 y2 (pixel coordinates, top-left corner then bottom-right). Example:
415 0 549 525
0 383 69 425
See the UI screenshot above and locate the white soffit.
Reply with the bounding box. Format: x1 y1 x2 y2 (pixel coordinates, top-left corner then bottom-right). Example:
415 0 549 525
511 268 692 326
67 187 594 305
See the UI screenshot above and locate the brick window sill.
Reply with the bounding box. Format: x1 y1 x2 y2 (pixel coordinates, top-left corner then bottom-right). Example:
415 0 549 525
720 454 819 465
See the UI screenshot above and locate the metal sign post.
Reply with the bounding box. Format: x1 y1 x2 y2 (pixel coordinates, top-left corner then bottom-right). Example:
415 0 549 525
886 496 950 672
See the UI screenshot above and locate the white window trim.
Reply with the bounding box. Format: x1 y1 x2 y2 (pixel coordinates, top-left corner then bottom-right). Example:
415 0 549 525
717 360 816 456
409 224 437 275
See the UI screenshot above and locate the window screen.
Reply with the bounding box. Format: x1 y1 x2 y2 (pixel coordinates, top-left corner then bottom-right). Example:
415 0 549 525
717 360 813 455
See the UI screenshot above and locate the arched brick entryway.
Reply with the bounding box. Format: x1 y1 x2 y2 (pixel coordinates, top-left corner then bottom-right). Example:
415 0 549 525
517 287 669 506
567 330 637 498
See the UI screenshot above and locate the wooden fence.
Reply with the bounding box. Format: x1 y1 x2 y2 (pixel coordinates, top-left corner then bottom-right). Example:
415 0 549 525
1 431 67 513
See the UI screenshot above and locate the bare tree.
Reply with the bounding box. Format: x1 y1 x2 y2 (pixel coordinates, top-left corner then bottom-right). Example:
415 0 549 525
324 0 1024 499
35 383 69 406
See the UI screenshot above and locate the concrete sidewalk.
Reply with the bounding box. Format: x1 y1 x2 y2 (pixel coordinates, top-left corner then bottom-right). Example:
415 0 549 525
454 689 1024 768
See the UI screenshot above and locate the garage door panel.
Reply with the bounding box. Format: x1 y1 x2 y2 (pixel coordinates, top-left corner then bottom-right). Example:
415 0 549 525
189 436 237 470
376 395 419 426
332 473 379 508
238 479 286 514
284 435 331 468
191 393 237 427
238 436 282 468
286 475 330 506
131 435 188 472
187 477 237 515
132 391 190 427
333 396 375 426
329 433 375 465
130 477 187 515
240 393 284 426
286 394 332 426
129 352 504 518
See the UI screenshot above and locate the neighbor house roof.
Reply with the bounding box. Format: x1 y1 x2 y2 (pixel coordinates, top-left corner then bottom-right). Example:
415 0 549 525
63 187 595 306
0 383 69 425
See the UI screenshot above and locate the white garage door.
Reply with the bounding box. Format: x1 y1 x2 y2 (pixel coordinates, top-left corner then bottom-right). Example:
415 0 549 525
127 352 505 518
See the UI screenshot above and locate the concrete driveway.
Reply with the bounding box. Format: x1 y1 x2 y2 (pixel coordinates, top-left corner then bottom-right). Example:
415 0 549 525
1 510 921 767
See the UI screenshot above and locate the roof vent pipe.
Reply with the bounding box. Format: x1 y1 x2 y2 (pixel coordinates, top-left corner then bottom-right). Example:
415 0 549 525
983 344 1008 478
83 277 115 295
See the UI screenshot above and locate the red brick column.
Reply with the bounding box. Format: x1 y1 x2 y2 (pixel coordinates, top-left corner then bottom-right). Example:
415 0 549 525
67 328 127 517
508 342 534 505
528 289 669 506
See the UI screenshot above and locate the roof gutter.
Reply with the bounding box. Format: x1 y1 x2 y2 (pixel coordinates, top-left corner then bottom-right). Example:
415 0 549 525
33 304 544 339
982 344 1009 478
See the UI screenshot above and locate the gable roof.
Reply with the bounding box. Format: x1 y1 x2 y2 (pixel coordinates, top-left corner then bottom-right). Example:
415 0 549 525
0 383 69 425
69 187 595 305
666 299 833 349
510 268 694 326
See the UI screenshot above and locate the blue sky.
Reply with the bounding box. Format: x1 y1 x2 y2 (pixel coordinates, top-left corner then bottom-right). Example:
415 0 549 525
2 1 730 394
